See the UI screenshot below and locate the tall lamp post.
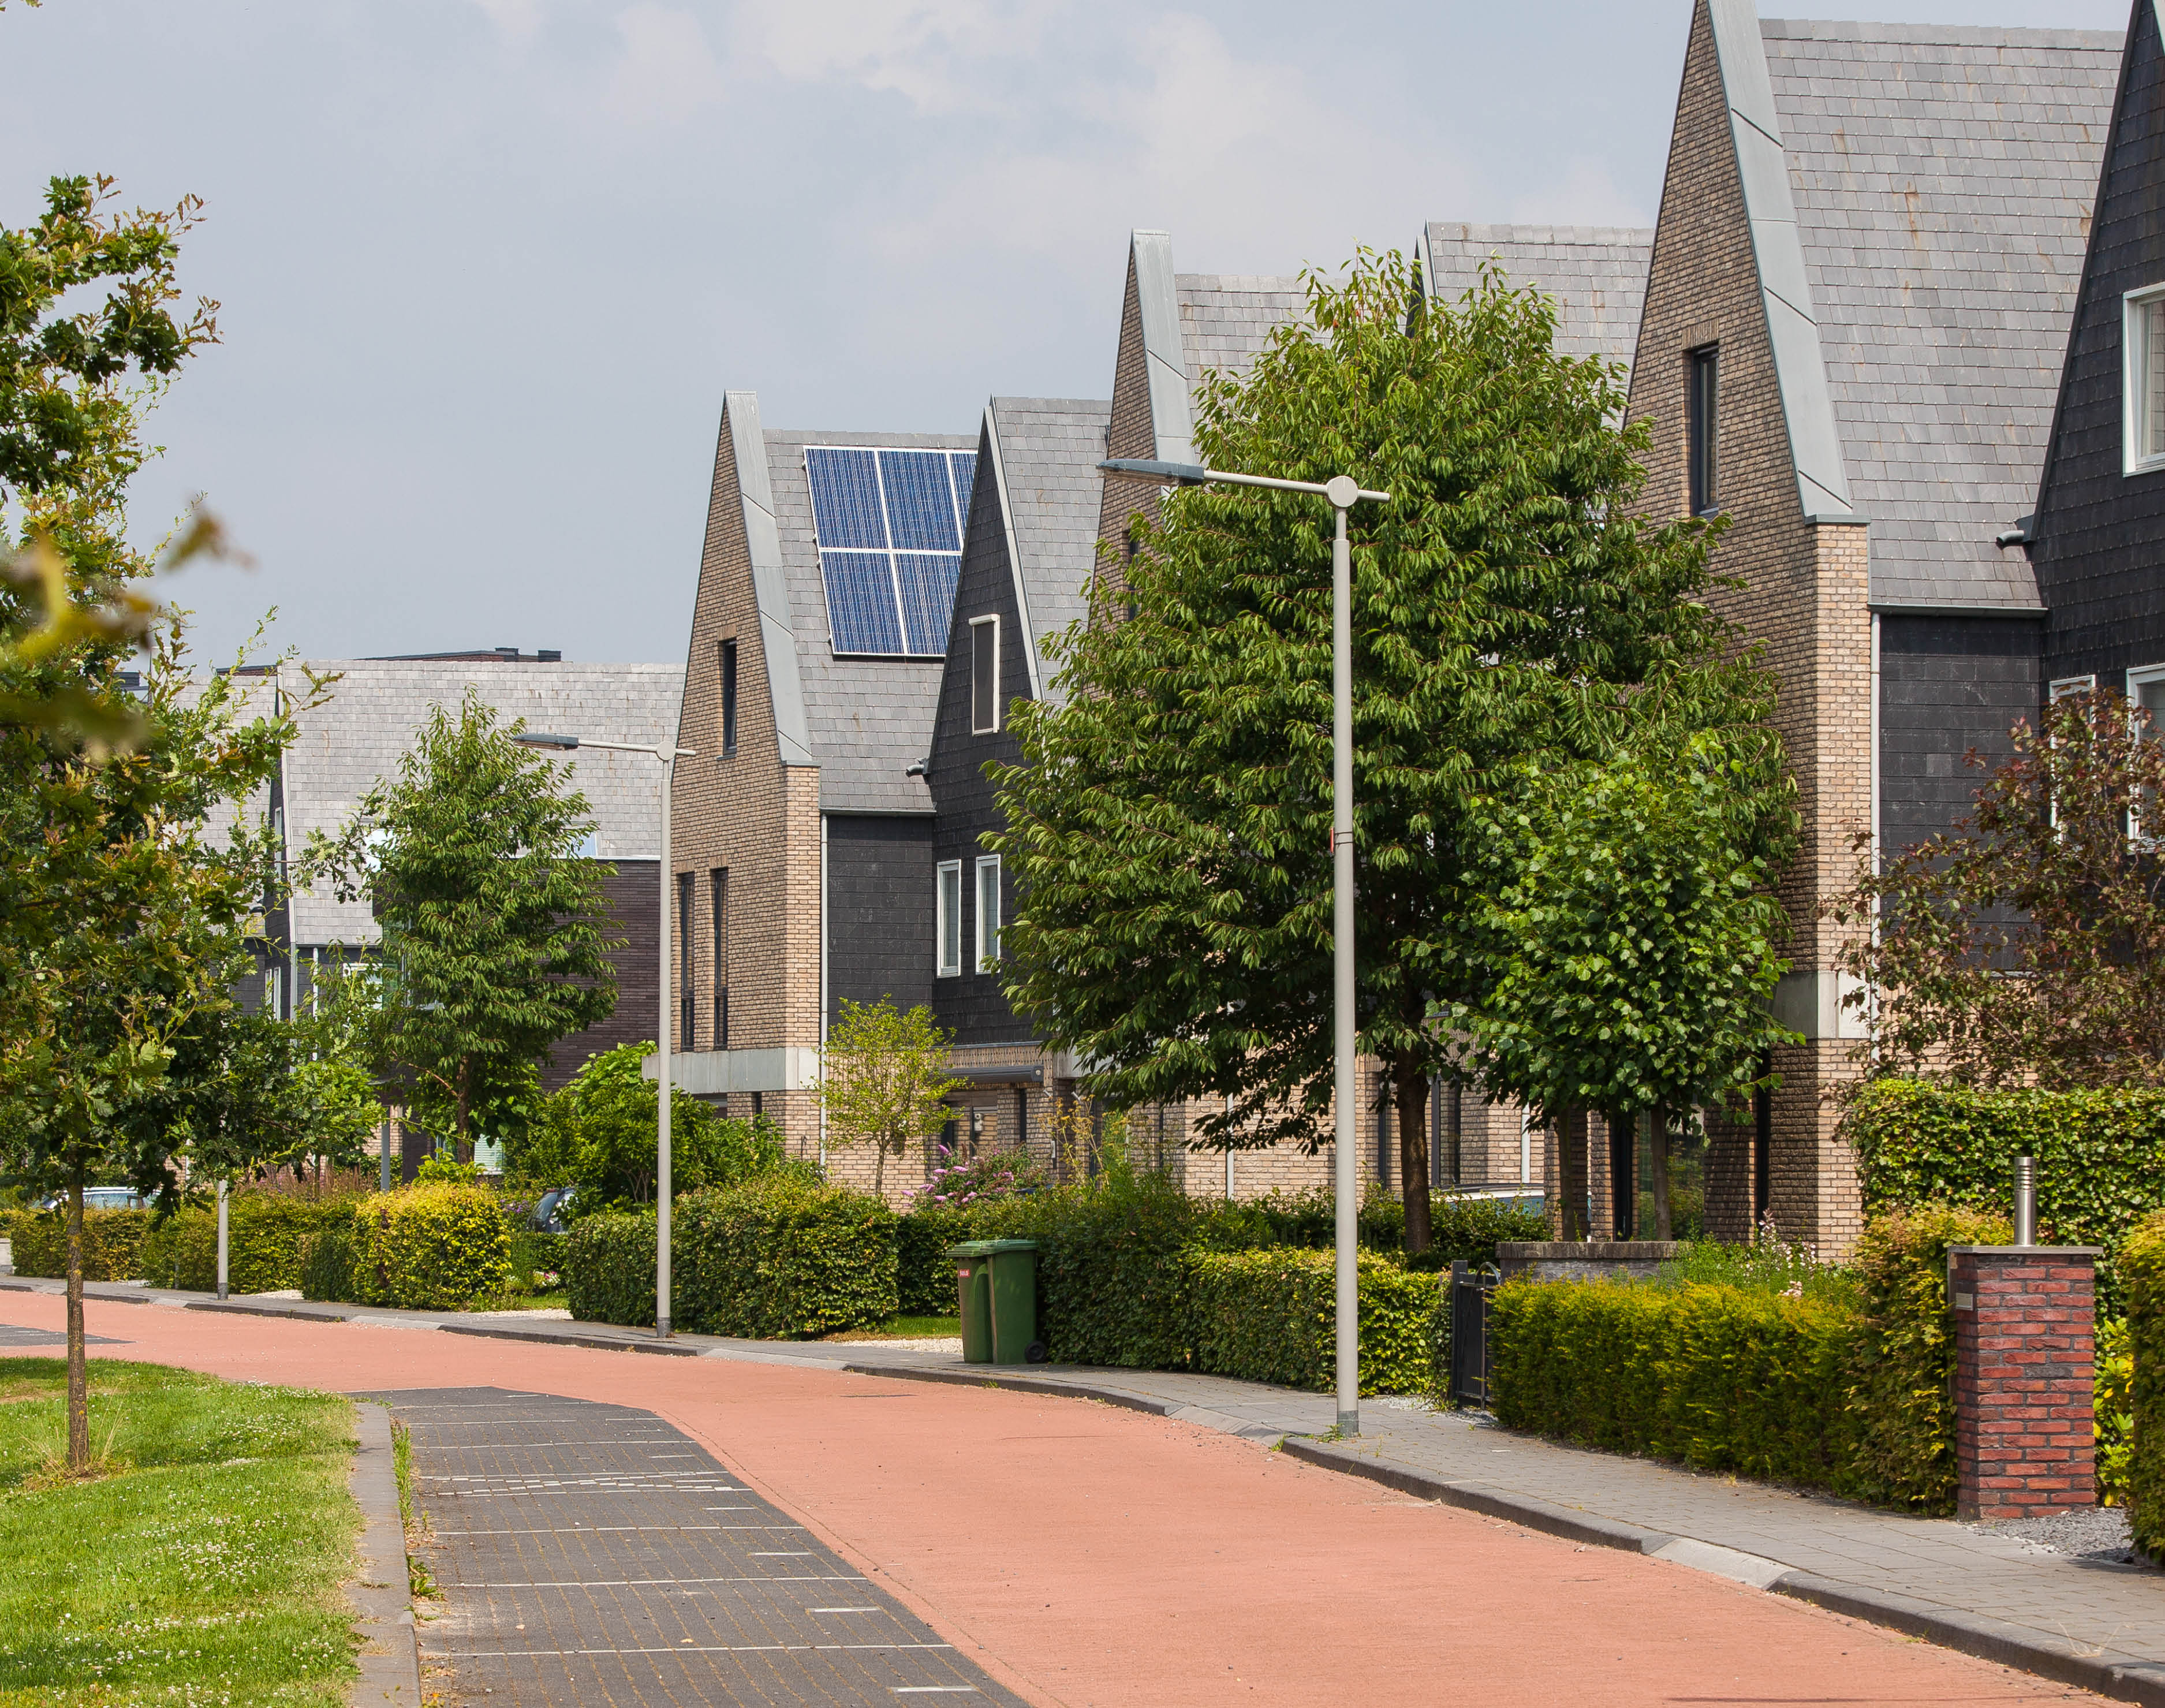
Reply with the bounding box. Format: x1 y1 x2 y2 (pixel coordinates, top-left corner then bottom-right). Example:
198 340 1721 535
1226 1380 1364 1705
1100 456 1388 1436
514 730 696 1338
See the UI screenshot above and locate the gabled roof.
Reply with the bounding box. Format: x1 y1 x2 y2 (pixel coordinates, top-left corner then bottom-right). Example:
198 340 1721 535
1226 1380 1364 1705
981 397 1113 706
1704 3 2119 608
1420 223 1654 379
276 658 686 946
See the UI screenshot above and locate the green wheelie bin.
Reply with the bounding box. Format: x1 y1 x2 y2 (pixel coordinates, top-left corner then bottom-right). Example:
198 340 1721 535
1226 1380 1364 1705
947 1239 1044 1365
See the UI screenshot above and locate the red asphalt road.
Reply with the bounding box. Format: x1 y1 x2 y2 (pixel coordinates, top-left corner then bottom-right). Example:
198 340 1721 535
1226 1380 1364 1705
0 1291 2105 1708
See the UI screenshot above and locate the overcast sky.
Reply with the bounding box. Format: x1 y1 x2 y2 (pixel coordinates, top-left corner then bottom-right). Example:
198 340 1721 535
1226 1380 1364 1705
1 0 2130 668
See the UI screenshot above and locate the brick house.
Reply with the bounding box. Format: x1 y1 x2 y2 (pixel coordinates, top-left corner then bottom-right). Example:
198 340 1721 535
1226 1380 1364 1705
1625 1 2118 1250
2029 0 2165 709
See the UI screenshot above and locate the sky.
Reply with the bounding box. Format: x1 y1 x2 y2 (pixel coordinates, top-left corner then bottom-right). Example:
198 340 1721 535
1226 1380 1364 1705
0 0 2131 667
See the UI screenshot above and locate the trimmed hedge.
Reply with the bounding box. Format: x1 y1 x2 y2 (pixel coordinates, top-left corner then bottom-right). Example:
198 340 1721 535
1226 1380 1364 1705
897 1203 983 1317
2122 1211 2165 1561
349 1185 512 1309
3 1207 153 1281
1187 1248 1441 1394
1847 1079 2165 1303
564 1211 659 1327
140 1195 363 1295
298 1226 359 1304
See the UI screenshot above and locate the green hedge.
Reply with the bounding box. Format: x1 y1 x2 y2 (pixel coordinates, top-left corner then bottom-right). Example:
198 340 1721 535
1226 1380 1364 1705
140 1196 364 1295
298 1226 359 1304
348 1185 512 1309
1187 1248 1441 1394
1489 1204 2009 1512
897 1203 987 1317
1847 1079 2165 1303
2122 1213 2165 1561
3 1207 154 1281
568 1181 897 1337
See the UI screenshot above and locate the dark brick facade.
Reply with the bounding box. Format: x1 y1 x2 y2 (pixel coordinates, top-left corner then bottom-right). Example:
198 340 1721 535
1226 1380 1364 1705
1950 1245 2099 1521
542 859 659 1090
1877 616 2044 859
2035 3 2165 691
825 813 935 1027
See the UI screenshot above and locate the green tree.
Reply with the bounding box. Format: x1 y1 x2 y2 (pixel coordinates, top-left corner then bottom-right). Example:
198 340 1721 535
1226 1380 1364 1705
994 253 1771 1252
1830 687 2165 1090
327 693 618 1154
818 997 961 1196
1459 729 1796 1236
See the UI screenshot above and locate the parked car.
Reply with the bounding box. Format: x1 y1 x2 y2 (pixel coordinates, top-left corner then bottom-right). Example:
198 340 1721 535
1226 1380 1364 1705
531 1186 576 1233
36 1187 153 1212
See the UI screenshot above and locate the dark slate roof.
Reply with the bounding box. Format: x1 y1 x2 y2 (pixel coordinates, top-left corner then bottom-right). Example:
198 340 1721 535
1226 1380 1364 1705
1175 274 1307 393
275 659 686 946
764 427 977 814
1420 223 1653 381
984 397 1111 707
1759 16 2120 609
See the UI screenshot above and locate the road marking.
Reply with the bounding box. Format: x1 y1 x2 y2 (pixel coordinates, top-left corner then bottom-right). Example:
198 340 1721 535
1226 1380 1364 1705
809 1606 882 1613
892 1690 980 1696
751 1551 814 1556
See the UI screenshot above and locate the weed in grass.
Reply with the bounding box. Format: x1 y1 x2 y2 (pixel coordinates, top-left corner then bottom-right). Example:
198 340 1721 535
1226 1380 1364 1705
390 1417 439 1601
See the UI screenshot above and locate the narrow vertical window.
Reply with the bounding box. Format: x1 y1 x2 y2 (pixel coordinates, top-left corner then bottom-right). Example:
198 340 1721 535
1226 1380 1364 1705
719 639 738 756
1688 345 1719 515
975 855 1001 972
710 867 729 1049
936 860 962 977
2127 290 2165 473
970 616 1000 734
678 872 695 1051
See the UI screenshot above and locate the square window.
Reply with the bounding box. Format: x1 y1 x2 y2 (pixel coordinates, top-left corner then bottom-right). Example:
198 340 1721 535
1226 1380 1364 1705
976 855 1001 972
971 615 1000 734
936 861 962 978
2125 289 2165 475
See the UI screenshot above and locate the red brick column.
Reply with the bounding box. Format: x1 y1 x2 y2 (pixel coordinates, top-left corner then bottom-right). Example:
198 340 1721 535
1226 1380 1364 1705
1948 1244 2100 1521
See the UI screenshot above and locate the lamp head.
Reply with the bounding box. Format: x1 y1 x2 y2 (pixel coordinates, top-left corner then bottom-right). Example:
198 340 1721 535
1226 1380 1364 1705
514 732 579 751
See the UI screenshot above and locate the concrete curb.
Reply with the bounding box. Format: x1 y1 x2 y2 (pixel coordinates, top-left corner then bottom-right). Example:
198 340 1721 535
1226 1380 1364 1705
437 1321 701 1357
838 1360 1182 1419
346 1401 422 1707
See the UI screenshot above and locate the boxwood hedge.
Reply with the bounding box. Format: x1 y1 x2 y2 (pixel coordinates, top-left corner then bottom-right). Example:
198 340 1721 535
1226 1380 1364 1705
1187 1247 1442 1394
142 1195 363 1295
3 1207 153 1282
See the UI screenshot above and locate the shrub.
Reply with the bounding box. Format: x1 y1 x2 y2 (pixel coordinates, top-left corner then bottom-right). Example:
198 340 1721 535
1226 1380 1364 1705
1186 1248 1441 1394
911 1145 1046 1210
897 1202 999 1317
2098 1315 2133 1509
1490 1277 1861 1487
4 1207 152 1281
2121 1211 2165 1560
674 1180 897 1337
298 1226 359 1304
350 1184 512 1309
565 1211 659 1327
139 1195 363 1295
509 1229 567 1294
1842 1204 2009 1512
1847 1079 2165 1304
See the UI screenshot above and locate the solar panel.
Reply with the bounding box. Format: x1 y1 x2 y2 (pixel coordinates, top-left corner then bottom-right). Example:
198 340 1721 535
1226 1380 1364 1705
805 443 977 657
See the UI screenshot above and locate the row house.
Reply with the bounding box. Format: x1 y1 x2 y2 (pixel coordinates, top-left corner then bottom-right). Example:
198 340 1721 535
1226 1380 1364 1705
1625 1 2120 1248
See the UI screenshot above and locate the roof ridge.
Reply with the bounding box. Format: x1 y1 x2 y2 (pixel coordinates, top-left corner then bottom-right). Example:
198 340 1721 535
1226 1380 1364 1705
1425 221 1655 243
1759 16 2121 50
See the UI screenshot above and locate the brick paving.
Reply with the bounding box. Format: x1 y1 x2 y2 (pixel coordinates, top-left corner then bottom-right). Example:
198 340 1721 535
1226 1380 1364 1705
387 1386 1023 1707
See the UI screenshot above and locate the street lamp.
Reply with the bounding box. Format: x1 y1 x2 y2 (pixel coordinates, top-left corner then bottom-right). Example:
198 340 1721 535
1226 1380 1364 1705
515 729 696 1337
1100 455 1389 1437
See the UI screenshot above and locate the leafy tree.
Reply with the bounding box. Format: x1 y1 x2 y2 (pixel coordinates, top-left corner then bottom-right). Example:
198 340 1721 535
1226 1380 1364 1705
994 253 1772 1252
326 692 618 1153
1830 688 2165 1090
818 997 962 1196
1459 730 1796 1236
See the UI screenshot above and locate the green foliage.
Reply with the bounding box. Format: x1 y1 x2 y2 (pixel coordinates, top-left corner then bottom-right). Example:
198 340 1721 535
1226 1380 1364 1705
563 1211 660 1328
992 253 1760 1162
296 1224 357 1306
2120 1213 2165 1560
1846 1078 2160 1306
1187 1248 1440 1394
506 1229 566 1296
415 1154 479 1184
2 1206 150 1281
137 1194 361 1295
2098 1315 2132 1509
349 1184 511 1310
818 997 961 1195
897 1203 989 1317
1656 1229 1857 1304
912 1144 1046 1210
321 691 617 1147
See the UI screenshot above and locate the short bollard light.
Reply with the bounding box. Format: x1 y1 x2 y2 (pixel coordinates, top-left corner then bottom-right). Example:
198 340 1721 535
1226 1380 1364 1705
2013 1155 2037 1247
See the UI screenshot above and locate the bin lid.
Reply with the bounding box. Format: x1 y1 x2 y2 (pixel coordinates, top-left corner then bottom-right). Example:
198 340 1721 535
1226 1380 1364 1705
946 1239 1038 1258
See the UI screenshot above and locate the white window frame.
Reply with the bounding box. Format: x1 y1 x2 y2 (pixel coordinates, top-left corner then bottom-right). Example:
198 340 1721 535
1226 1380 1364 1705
2049 675 2097 701
970 614 1001 734
975 855 1001 973
2124 285 2165 475
935 860 962 978
2127 665 2165 841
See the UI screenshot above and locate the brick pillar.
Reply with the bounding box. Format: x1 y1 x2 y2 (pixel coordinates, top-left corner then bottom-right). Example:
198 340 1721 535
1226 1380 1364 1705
1949 1245 2100 1521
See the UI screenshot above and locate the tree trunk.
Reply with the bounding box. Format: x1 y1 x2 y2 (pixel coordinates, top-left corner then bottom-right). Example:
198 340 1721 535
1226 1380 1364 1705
1556 1109 1590 1241
1395 1053 1432 1255
875 1136 887 1197
1650 1105 1673 1240
66 1174 87 1472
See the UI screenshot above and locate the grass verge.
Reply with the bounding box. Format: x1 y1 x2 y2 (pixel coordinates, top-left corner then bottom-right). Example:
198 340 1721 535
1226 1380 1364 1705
823 1315 963 1341
0 1356 360 1707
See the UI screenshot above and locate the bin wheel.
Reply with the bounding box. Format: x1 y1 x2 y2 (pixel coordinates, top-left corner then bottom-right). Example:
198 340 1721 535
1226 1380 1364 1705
1024 1340 1048 1364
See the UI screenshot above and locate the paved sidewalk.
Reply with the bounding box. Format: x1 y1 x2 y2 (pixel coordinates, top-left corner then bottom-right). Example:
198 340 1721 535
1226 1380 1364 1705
10 1274 2164 1702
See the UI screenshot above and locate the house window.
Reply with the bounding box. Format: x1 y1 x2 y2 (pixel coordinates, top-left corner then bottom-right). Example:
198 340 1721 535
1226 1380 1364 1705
970 615 1000 734
710 867 728 1049
2129 665 2165 730
936 860 962 977
2050 676 2097 702
2127 288 2165 475
719 639 738 756
678 872 695 1051
1688 346 1719 514
976 855 1002 972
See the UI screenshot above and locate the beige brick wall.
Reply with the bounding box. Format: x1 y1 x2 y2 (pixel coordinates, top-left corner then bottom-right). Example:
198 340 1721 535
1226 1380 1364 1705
1626 0 1869 1255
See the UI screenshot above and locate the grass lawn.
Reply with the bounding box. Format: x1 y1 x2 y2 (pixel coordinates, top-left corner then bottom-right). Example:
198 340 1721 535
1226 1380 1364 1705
0 1358 360 1707
823 1315 963 1341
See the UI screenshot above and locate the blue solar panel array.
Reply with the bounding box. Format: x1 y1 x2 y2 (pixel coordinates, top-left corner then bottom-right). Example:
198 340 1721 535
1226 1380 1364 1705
805 447 977 656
